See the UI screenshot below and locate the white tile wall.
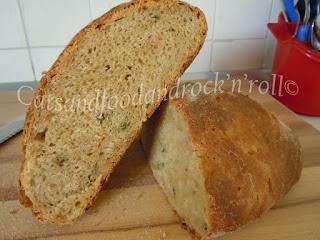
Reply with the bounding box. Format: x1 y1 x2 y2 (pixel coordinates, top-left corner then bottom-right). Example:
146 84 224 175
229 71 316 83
263 0 283 69
211 39 266 71
20 0 91 47
0 49 34 83
31 47 63 80
263 33 277 69
214 0 272 40
270 0 283 22
90 0 110 19
0 0 282 83
0 0 26 48
108 0 128 9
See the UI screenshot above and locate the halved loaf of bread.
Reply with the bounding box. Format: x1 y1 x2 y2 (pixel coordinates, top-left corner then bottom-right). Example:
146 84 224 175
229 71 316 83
19 0 207 223
141 82 302 239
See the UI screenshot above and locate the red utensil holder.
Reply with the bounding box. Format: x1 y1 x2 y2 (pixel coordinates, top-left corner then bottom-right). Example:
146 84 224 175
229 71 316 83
268 15 320 116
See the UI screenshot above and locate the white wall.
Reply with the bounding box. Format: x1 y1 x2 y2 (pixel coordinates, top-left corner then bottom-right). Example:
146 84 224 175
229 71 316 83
0 0 282 83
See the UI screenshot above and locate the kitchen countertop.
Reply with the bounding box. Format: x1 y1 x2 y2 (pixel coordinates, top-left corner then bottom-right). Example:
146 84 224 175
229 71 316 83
300 115 320 131
0 70 319 130
1 77 320 239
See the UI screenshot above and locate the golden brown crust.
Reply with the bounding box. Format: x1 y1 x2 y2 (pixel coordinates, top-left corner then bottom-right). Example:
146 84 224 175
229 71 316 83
170 87 302 237
19 0 207 223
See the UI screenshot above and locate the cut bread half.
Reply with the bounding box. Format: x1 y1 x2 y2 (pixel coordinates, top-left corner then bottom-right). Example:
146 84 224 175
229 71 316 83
19 0 207 223
142 82 302 239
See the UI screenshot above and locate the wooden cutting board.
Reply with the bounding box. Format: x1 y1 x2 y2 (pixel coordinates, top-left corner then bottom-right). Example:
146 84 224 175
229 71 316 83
0 79 320 240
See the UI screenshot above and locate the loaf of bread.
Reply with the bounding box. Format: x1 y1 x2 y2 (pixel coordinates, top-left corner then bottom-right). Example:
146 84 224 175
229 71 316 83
141 82 302 239
19 0 207 223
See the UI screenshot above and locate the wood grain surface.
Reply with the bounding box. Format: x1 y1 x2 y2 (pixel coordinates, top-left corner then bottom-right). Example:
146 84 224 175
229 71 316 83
0 79 319 240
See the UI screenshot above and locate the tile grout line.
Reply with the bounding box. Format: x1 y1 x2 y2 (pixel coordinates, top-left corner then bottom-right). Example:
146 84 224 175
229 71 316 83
213 37 268 42
261 0 276 69
268 0 275 28
17 0 36 83
261 0 274 40
88 0 93 20
0 45 65 51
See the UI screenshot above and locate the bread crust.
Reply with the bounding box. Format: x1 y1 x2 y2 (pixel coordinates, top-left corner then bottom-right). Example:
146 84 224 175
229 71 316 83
19 0 207 223
169 87 302 238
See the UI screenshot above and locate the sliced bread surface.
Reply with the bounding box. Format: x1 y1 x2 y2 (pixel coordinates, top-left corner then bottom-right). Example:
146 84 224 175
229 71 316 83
19 0 207 223
141 82 302 239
